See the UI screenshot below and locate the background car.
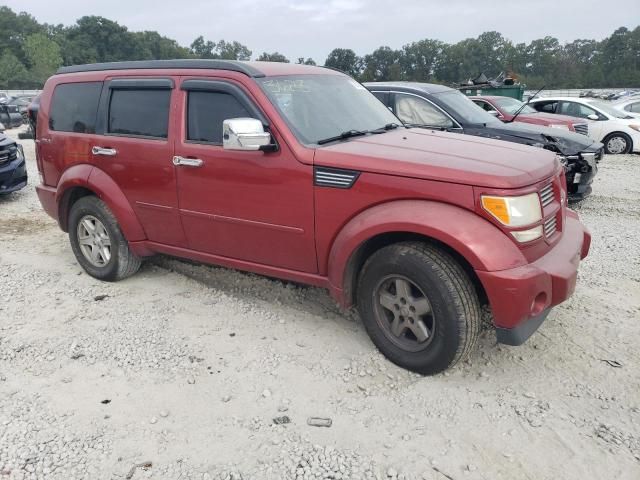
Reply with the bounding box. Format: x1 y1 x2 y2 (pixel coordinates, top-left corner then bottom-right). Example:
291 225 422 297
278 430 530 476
5 95 35 122
611 96 640 119
529 96 640 154
366 82 602 202
0 103 23 129
0 133 27 194
470 95 588 134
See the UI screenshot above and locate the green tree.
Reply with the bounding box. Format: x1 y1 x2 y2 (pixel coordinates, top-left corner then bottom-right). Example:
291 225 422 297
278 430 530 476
0 52 29 89
256 52 289 62
324 48 361 77
216 40 252 60
297 57 317 65
23 33 62 85
361 46 403 81
401 39 444 81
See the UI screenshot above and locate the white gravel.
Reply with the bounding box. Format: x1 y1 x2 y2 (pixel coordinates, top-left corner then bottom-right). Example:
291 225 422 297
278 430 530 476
1 126 639 479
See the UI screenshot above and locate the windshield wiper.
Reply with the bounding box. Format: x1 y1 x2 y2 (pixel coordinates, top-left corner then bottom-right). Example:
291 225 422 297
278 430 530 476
507 85 545 123
316 129 369 145
317 123 401 145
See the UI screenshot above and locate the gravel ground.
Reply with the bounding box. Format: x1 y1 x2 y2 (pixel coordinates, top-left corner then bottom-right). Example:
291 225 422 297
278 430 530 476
1 126 639 480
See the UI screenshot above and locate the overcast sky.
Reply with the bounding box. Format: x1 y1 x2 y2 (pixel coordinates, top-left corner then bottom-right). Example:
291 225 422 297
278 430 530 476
5 0 640 62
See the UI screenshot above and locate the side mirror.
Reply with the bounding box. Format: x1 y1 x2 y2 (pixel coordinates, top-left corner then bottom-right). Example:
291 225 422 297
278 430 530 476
487 110 501 118
587 114 599 121
223 118 272 151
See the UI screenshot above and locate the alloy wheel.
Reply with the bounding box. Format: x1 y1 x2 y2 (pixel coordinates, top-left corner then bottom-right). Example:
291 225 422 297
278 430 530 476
372 275 436 352
77 215 112 267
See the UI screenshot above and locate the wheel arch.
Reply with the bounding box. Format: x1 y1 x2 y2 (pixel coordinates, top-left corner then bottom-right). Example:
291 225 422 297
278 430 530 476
326 200 526 308
602 130 633 153
55 165 146 242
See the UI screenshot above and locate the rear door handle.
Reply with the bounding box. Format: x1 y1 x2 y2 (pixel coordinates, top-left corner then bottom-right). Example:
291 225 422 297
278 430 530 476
92 146 117 156
35 138 51 144
172 156 203 167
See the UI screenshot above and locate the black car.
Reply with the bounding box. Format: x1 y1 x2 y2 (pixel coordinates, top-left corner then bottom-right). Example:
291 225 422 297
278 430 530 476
0 134 27 194
6 95 35 122
365 82 603 202
0 103 23 129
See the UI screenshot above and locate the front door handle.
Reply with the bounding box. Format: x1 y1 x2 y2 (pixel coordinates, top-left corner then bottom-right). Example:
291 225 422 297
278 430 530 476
92 146 117 156
172 156 203 167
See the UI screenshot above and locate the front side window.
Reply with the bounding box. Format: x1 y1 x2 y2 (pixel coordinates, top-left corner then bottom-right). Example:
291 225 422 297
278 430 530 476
187 91 251 144
395 93 453 128
534 101 557 114
558 101 597 119
49 82 102 133
108 89 170 138
257 74 399 145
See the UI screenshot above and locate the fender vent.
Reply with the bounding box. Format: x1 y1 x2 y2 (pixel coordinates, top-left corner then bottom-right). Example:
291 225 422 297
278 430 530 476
314 167 360 189
539 183 554 207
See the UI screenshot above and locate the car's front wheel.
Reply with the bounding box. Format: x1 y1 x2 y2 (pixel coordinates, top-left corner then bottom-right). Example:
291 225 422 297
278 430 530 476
68 196 141 281
357 242 481 375
603 132 632 154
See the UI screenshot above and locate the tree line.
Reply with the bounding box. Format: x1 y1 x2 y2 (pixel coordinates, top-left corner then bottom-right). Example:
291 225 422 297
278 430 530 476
0 6 638 90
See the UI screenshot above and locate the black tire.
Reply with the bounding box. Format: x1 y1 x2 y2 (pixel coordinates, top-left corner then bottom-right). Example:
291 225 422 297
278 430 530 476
603 132 632 155
356 242 481 375
68 196 141 281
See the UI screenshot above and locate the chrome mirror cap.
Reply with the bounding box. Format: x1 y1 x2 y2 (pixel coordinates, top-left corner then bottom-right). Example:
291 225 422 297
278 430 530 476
223 118 271 151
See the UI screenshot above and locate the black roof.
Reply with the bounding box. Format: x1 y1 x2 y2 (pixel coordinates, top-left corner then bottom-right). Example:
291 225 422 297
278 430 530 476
363 81 454 94
56 59 265 77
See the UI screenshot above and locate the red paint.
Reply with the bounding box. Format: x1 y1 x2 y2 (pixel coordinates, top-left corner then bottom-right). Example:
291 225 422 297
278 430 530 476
35 62 591 335
471 96 579 131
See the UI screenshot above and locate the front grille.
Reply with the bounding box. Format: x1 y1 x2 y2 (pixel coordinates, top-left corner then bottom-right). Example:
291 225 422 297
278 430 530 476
544 216 557 237
574 123 589 136
539 183 554 207
0 144 18 165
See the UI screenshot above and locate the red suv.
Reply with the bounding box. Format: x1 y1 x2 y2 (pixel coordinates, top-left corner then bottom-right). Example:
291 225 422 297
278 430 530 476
35 60 591 374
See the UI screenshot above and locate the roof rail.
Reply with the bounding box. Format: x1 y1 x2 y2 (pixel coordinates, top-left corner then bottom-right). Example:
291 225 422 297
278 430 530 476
56 59 265 77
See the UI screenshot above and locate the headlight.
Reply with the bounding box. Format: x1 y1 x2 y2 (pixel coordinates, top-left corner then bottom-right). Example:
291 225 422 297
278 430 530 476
481 193 542 227
549 124 570 130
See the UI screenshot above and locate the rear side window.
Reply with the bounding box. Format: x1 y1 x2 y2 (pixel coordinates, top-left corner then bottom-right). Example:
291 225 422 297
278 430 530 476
49 82 102 133
108 89 170 138
187 91 250 144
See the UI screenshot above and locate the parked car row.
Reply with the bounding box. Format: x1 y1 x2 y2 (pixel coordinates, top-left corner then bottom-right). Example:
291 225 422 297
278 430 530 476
365 82 602 202
527 97 640 154
25 60 594 375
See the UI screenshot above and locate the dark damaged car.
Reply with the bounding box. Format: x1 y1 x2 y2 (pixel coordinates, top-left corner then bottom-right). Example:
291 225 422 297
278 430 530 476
366 82 603 202
0 134 27 194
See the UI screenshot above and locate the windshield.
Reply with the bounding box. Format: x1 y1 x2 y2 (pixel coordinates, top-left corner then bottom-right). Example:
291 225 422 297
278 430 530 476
257 75 399 145
587 100 633 119
433 90 501 125
493 97 536 115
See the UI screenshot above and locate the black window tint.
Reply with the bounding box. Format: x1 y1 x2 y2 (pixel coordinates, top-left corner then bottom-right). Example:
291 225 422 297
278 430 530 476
535 101 557 113
109 89 170 138
187 91 250 144
49 82 102 133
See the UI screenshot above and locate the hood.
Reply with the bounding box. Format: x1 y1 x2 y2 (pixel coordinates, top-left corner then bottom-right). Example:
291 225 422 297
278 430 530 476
314 128 559 189
473 121 598 155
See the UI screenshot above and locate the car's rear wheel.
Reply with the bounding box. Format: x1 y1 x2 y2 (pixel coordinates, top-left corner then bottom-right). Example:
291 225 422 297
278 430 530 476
603 132 632 154
68 196 141 281
357 242 481 375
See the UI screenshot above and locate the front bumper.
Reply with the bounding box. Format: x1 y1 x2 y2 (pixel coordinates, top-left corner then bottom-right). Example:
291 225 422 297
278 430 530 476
0 153 27 194
477 211 590 344
564 148 602 202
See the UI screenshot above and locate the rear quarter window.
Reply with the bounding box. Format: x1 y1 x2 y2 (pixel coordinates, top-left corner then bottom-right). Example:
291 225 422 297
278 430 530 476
108 89 170 139
49 82 102 133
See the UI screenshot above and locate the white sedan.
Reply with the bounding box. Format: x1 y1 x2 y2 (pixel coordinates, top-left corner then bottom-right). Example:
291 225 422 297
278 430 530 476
529 96 640 154
611 97 640 119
